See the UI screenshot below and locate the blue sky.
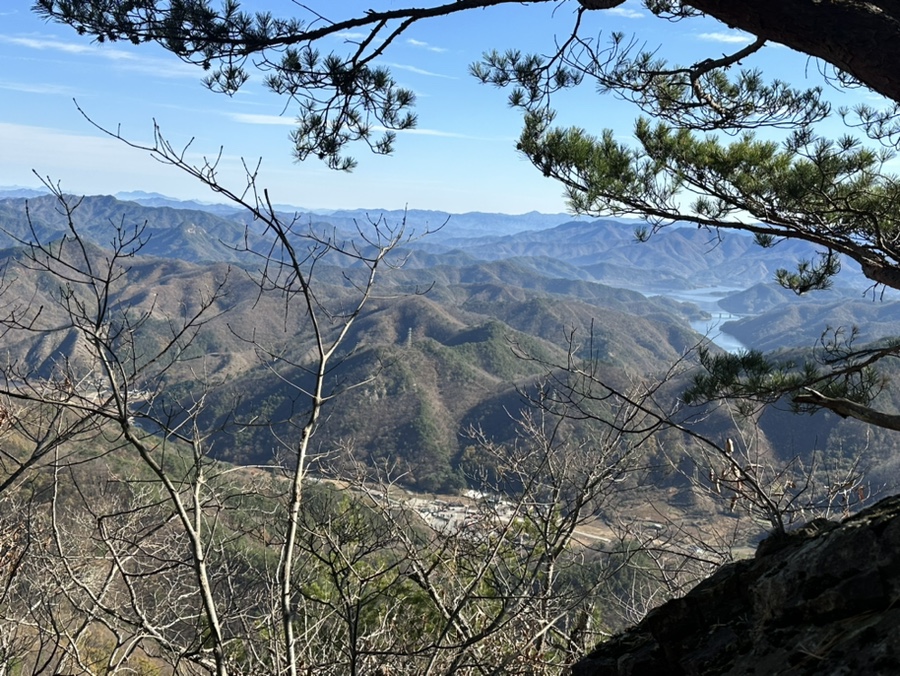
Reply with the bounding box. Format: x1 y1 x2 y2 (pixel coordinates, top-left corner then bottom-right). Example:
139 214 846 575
0 1 878 213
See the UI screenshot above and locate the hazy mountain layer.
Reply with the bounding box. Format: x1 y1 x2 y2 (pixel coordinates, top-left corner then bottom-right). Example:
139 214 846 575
1 192 899 493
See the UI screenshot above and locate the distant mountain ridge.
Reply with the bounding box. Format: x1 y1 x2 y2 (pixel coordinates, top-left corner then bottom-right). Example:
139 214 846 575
0 186 51 199
1 189 896 351
0 188 590 237
0 188 834 288
0 190 899 493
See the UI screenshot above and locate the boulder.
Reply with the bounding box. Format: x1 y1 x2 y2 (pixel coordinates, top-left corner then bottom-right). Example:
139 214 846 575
573 495 900 675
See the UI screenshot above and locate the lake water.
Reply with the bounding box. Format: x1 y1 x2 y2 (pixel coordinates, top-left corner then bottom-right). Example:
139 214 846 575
650 288 749 354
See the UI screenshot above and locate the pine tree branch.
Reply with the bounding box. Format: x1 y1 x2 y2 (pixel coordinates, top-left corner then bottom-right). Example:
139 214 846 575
793 387 900 431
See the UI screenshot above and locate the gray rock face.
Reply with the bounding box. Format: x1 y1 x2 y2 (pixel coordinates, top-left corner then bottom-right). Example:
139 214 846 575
573 496 900 676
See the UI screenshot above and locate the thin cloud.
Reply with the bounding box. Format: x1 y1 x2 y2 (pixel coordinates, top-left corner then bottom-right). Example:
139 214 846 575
229 115 483 140
697 32 754 44
407 38 448 53
2 35 98 55
395 127 469 138
114 56 197 79
0 121 157 172
0 122 256 197
229 113 297 126
335 31 368 41
373 125 502 141
607 7 645 19
1 35 197 78
0 80 76 95
384 62 456 79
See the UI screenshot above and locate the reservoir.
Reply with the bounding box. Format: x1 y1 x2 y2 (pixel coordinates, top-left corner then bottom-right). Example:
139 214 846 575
651 288 748 354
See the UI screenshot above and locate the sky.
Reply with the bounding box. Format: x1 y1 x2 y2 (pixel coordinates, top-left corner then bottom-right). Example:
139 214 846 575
0 1 880 214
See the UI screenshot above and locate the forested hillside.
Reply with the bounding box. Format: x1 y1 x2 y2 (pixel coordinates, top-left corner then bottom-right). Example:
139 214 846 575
1 190 898 674
9 0 900 671
3 192 897 492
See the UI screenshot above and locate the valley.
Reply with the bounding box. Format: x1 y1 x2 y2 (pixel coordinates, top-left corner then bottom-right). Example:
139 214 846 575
1 188 898 673
2 188 898 492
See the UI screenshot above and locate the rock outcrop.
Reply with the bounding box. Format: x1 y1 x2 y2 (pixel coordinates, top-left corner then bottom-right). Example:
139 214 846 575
573 495 900 675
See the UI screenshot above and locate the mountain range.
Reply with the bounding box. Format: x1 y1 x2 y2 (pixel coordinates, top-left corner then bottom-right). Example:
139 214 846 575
1 188 898 494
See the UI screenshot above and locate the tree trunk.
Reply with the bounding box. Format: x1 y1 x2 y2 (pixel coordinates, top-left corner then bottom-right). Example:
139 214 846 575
687 0 900 104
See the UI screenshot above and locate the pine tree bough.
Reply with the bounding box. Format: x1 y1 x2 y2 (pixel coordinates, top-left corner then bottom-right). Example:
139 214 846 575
861 260 900 291
794 388 900 431
688 0 900 103
578 0 627 8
